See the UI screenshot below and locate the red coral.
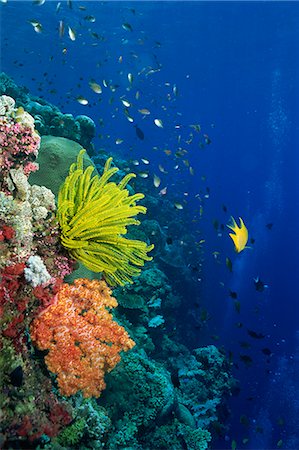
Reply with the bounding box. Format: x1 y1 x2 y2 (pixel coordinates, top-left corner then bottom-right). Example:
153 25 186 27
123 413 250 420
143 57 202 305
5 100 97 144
2 225 15 240
30 278 135 397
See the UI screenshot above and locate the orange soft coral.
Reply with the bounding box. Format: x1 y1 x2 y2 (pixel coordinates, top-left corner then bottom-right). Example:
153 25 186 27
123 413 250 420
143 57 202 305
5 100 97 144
30 278 135 398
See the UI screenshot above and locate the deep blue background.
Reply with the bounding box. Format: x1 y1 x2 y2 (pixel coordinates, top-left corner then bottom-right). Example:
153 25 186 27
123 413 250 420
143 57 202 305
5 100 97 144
1 1 299 448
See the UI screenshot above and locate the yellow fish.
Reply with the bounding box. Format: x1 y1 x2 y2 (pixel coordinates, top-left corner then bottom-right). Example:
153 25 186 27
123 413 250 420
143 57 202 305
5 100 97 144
227 216 248 253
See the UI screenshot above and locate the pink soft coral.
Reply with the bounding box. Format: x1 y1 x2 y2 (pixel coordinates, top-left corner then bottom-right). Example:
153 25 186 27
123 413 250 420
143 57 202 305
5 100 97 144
0 118 40 174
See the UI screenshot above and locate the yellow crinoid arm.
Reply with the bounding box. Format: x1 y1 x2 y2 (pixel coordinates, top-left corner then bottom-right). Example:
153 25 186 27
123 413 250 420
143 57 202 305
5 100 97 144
227 216 248 253
57 150 154 285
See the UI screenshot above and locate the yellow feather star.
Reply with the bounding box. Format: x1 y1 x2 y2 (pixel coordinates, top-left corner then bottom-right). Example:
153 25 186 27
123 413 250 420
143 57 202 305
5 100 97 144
57 149 154 285
227 216 248 253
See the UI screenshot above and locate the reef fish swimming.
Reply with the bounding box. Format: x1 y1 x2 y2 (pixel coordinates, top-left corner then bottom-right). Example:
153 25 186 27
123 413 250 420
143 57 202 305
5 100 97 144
227 216 248 253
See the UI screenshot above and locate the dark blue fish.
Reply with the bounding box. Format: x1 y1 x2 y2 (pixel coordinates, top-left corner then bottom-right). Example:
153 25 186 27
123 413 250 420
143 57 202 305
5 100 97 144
135 125 144 140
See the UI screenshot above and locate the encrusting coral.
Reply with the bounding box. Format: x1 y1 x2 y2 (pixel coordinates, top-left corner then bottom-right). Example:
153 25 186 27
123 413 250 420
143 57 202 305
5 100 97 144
30 278 135 398
57 149 154 286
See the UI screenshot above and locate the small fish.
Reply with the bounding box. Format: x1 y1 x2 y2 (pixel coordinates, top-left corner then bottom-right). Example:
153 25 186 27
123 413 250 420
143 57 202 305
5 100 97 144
132 160 139 166
227 217 249 253
76 96 88 105
159 186 167 196
190 124 201 133
158 164 167 174
204 134 212 144
164 149 172 155
89 81 102 94
68 26 76 41
103 79 109 88
128 73 133 84
126 116 134 123
229 290 238 299
115 138 123 145
173 84 178 96
135 125 144 140
58 20 64 38
29 20 43 33
254 276 268 292
56 2 61 13
33 0 45 5
234 300 241 313
153 174 161 188
122 22 133 32
138 108 150 115
277 440 283 449
121 99 131 107
138 172 149 178
174 202 183 210
226 257 233 272
154 118 163 128
84 15 96 23
141 158 149 164
189 166 194 175
247 329 266 339
231 440 237 450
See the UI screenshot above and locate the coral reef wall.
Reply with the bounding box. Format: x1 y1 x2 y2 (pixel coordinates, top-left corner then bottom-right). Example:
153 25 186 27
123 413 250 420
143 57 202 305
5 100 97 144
0 84 236 450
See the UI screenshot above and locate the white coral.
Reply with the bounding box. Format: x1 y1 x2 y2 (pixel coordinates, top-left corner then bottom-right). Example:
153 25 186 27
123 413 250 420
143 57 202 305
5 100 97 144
24 255 51 287
9 168 30 201
29 185 56 221
0 95 15 117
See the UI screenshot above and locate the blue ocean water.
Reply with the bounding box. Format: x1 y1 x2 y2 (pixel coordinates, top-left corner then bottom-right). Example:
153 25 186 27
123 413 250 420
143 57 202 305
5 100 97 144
1 1 299 449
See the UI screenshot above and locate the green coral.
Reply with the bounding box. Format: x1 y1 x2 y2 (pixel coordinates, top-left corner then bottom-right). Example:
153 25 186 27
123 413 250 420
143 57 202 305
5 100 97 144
57 149 154 285
57 418 85 446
